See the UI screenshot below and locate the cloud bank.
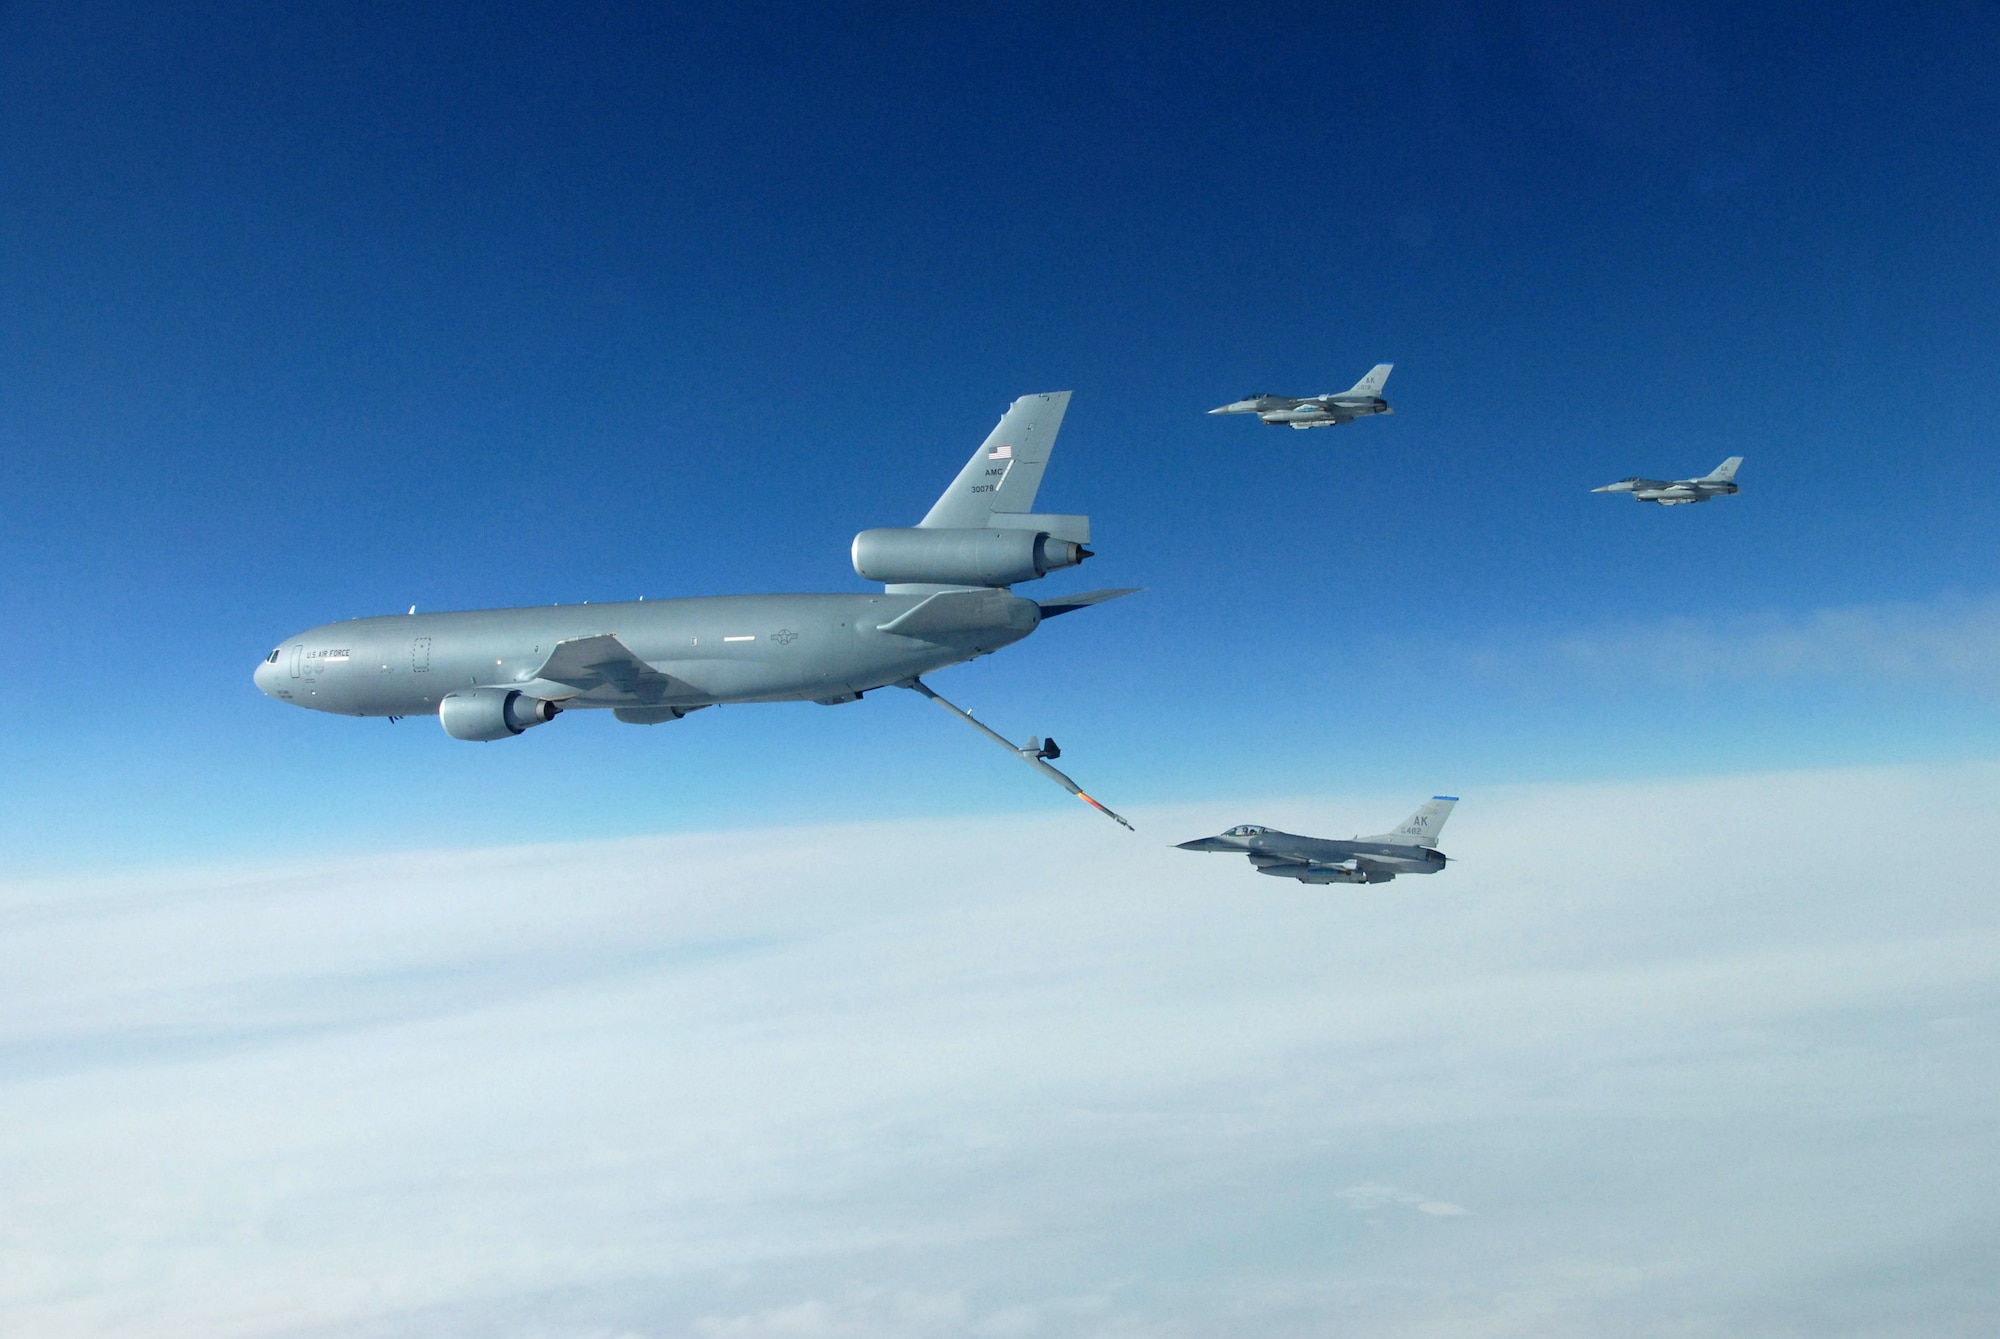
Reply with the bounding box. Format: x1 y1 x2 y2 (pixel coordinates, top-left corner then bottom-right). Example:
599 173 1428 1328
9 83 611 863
3 764 1998 1337
1468 594 2000 697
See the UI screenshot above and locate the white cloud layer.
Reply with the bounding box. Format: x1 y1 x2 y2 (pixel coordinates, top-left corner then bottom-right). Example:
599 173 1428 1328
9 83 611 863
3 764 1999 1337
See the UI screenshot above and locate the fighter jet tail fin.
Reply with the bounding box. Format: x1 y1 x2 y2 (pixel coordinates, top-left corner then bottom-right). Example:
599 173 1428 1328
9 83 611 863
919 392 1072 528
1367 796 1456 848
1342 363 1393 398
1702 456 1744 482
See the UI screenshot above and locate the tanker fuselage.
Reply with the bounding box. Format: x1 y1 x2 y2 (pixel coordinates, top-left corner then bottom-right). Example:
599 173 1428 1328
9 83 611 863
254 591 1040 719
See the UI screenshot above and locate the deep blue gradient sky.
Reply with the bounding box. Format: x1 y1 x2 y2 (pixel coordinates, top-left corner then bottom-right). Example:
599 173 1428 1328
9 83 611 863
4 2 1999 869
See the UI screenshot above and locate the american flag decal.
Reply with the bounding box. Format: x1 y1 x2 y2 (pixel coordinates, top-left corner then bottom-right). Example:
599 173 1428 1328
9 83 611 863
987 443 1013 460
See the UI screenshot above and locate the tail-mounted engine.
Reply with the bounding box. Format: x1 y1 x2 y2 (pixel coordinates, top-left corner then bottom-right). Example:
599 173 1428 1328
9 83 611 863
439 687 562 741
852 525 1090 587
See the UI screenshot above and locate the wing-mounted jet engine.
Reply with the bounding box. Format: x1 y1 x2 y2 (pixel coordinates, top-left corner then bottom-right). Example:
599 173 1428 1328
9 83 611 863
254 390 1140 827
438 687 562 741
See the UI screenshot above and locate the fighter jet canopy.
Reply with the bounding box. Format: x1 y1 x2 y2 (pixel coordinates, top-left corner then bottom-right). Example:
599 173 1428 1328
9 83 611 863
1224 824 1270 836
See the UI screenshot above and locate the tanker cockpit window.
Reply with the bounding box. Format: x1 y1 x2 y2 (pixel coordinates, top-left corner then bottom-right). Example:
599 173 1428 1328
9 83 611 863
266 650 280 663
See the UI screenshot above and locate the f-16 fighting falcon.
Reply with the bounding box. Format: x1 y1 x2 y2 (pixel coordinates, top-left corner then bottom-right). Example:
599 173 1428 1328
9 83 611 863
256 392 1140 827
1176 797 1457 884
1593 457 1743 505
1208 363 1393 429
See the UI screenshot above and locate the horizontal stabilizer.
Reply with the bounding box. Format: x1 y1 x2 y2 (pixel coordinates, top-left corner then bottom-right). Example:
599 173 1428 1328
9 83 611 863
1037 587 1142 619
876 589 1036 639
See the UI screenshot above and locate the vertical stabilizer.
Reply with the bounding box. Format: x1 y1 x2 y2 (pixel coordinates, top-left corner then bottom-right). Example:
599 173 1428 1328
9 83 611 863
1369 796 1457 847
920 392 1071 527
1342 364 1393 397
1703 456 1744 482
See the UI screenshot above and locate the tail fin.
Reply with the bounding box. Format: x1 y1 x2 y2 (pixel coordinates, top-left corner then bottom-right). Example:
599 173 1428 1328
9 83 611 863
1368 796 1457 847
920 392 1071 528
1703 456 1743 482
1342 363 1393 398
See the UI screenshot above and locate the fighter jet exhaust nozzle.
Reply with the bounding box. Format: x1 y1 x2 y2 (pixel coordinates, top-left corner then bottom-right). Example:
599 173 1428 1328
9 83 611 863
438 688 562 742
852 527 1090 587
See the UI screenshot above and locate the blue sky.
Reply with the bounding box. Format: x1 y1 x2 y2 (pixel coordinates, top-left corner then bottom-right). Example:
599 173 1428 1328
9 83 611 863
5 2 2000 867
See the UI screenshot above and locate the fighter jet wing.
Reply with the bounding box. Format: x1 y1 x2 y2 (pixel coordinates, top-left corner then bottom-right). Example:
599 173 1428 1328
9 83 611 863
529 634 682 701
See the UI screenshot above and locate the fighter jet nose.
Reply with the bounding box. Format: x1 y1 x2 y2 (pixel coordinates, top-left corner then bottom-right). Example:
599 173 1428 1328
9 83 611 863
1207 405 1230 414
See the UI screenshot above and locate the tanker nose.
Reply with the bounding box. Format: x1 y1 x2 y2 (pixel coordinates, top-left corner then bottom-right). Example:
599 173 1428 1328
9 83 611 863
254 650 280 697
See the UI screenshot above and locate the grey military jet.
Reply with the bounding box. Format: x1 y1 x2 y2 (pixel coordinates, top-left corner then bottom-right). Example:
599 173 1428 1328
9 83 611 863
1177 796 1457 884
256 392 1139 827
1593 457 1743 505
1208 364 1393 429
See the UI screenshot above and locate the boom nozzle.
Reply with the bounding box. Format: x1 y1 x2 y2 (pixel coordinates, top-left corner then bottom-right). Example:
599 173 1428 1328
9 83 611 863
901 679 1133 830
